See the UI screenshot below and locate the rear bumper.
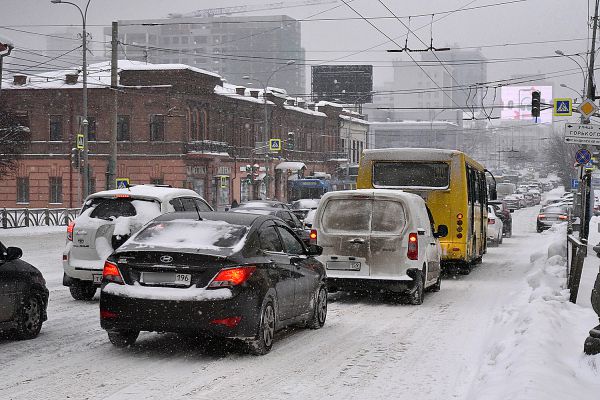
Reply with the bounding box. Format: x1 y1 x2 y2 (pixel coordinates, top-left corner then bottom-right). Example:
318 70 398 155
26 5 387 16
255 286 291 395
99 288 261 338
327 276 415 293
63 242 105 283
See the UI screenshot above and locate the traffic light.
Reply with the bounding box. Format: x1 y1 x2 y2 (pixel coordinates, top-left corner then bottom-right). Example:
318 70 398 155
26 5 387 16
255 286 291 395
531 90 541 118
287 132 295 150
71 148 80 169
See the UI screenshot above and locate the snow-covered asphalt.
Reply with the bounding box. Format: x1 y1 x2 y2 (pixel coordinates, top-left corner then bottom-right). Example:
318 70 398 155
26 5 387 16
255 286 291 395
0 206 592 400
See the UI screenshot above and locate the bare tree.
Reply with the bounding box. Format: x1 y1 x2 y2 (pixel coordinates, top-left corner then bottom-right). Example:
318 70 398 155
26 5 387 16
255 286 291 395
0 106 31 178
546 129 577 188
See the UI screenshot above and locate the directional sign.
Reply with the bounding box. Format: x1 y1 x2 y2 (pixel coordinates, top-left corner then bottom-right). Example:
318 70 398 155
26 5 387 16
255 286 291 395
76 134 84 149
116 178 130 189
268 138 282 152
553 98 572 116
576 148 592 165
577 98 599 119
564 123 600 145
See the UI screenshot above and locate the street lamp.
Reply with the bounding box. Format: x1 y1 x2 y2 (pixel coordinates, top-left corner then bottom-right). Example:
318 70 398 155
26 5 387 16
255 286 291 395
51 0 92 199
555 50 587 106
560 83 581 103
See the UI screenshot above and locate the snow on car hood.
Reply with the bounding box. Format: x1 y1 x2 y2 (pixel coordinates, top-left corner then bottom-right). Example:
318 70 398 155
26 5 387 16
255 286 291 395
103 282 233 301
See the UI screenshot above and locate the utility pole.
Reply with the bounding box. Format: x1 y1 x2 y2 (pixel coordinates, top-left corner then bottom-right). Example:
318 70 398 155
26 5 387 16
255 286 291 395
0 41 13 94
107 21 118 189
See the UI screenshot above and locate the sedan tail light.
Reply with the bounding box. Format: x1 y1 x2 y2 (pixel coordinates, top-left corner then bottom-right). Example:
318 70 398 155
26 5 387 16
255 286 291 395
407 233 418 260
538 214 546 220
488 218 495 225
103 260 124 285
67 221 75 241
559 215 568 220
208 266 256 288
210 316 242 328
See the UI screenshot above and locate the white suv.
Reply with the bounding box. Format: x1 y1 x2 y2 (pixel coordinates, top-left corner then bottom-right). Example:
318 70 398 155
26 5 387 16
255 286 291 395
63 185 212 300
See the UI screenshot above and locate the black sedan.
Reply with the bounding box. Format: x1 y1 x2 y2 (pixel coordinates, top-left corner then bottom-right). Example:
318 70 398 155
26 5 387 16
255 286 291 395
229 207 308 244
100 212 327 355
537 205 570 232
0 241 49 339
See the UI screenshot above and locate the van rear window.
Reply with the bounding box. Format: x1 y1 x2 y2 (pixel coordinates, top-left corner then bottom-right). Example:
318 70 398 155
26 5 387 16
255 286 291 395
373 162 449 188
321 199 405 234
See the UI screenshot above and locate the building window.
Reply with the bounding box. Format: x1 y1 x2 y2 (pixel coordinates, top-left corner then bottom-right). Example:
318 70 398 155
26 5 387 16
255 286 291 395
190 109 198 140
117 115 130 141
199 109 207 140
16 177 29 203
150 114 165 141
49 115 63 141
49 177 63 204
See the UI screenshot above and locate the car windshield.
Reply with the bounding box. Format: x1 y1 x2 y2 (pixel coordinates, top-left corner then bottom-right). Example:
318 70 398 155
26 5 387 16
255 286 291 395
130 219 248 251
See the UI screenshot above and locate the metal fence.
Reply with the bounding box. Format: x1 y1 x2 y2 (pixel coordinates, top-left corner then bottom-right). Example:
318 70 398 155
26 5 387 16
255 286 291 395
1 208 79 229
567 234 588 303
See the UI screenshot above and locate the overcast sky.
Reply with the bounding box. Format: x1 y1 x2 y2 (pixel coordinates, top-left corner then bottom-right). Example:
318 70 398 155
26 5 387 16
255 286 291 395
0 0 593 99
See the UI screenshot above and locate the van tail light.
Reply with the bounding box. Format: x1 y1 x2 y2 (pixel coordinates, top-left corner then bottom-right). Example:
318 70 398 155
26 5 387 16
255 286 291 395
208 266 256 289
67 221 75 241
309 229 318 245
488 218 495 225
407 233 418 260
102 260 124 285
559 215 568 220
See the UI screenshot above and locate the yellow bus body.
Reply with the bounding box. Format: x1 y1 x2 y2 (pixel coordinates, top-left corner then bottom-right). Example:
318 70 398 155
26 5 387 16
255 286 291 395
357 148 488 267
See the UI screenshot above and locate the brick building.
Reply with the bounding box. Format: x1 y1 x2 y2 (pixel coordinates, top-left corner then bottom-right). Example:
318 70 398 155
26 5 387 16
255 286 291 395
0 61 354 209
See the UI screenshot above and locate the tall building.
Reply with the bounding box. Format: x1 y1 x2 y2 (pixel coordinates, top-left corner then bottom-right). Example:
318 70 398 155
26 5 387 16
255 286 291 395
106 15 305 96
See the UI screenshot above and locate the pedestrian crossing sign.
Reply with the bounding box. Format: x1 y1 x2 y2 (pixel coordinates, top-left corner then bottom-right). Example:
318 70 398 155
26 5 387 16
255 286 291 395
116 178 130 189
553 98 572 116
76 134 84 149
269 138 282 152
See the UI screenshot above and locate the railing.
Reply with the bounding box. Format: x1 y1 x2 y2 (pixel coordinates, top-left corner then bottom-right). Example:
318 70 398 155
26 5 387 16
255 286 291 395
1 208 80 229
567 234 587 303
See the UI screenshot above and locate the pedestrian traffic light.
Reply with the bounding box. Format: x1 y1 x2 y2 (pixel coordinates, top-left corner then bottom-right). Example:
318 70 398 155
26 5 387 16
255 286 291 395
71 148 80 169
531 90 541 118
287 132 295 150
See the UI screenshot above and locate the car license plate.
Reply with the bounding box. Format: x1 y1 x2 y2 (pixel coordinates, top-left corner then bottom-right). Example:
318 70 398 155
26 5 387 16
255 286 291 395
326 261 361 271
92 274 102 284
141 272 192 286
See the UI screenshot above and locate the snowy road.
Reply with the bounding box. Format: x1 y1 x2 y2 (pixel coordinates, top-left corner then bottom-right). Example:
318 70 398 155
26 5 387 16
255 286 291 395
0 206 597 400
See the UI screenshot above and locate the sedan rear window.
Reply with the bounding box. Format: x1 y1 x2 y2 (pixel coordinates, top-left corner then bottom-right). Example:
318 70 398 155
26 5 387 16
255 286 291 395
321 199 406 234
542 206 567 214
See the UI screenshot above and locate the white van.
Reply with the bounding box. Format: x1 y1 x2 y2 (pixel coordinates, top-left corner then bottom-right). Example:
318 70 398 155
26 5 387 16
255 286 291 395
311 189 448 305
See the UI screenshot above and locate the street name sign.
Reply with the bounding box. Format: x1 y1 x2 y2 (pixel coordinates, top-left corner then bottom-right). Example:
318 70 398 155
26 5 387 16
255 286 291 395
564 123 600 145
553 98 572 116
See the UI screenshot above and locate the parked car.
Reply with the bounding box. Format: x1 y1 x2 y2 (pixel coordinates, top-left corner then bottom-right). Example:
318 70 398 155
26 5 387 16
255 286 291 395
238 200 290 210
311 189 448 305
229 207 308 243
99 211 327 355
537 205 570 232
488 200 512 238
487 206 504 246
63 185 212 301
0 241 49 339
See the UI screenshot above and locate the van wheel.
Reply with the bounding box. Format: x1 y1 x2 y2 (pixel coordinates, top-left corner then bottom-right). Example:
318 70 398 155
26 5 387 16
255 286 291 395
429 274 441 292
69 281 97 301
459 263 472 275
409 270 424 305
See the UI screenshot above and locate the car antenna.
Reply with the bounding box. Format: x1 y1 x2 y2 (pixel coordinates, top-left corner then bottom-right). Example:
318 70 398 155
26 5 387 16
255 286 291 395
194 204 203 221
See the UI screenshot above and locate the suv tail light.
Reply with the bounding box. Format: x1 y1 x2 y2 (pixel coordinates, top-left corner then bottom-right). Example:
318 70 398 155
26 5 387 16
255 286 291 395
208 266 256 288
67 221 75 241
538 214 546 220
407 233 418 260
559 215 568 220
309 229 318 244
103 260 124 285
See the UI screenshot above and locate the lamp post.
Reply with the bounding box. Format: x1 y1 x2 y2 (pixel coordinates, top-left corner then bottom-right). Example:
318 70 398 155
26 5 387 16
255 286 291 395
556 50 587 123
51 0 91 199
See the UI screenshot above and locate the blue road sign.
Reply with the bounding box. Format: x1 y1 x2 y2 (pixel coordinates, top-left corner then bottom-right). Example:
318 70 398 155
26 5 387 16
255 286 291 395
576 148 592 165
116 178 130 189
572 179 580 189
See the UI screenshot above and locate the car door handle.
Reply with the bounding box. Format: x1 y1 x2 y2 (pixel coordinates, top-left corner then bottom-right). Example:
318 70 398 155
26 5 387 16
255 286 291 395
349 238 365 244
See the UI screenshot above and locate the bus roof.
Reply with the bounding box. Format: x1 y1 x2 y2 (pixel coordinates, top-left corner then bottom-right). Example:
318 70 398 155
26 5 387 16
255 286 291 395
362 148 485 170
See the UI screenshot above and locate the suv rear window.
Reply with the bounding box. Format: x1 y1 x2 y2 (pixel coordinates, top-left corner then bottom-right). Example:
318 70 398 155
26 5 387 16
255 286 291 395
321 199 406 234
85 198 159 220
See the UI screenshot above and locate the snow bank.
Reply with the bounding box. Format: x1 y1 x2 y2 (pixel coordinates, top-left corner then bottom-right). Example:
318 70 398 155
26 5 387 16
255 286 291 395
0 225 66 237
103 282 232 301
468 225 600 400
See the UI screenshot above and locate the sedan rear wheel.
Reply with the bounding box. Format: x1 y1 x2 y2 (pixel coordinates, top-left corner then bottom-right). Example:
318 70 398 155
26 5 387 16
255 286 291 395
14 295 43 340
107 330 139 347
249 301 275 355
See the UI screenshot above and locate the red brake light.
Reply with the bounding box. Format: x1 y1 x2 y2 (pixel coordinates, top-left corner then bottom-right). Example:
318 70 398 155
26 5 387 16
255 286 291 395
102 260 124 285
115 194 130 198
559 215 568 220
538 214 545 220
67 221 75 241
210 316 242 328
407 233 418 260
488 218 495 224
208 266 256 288
100 309 118 319
309 229 318 244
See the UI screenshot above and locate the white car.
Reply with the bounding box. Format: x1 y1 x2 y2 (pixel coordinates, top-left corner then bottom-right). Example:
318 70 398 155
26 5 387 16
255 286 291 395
487 205 504 246
311 189 448 305
63 185 212 300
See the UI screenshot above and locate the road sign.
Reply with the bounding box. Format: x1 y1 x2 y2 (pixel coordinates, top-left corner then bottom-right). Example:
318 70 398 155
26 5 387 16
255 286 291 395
576 148 592 165
553 98 572 116
116 178 130 189
564 123 600 145
572 179 580 189
577 98 599 118
76 134 84 149
268 138 282 152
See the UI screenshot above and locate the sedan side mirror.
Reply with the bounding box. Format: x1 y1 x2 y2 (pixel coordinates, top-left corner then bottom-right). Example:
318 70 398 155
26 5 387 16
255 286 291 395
306 244 323 256
434 225 448 238
6 247 23 261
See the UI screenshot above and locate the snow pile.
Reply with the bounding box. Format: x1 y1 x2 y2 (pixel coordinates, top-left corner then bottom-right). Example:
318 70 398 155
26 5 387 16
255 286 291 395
468 226 600 400
0 225 65 237
103 282 232 301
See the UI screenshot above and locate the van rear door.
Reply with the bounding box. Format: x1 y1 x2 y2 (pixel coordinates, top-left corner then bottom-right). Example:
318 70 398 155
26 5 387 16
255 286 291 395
367 199 407 277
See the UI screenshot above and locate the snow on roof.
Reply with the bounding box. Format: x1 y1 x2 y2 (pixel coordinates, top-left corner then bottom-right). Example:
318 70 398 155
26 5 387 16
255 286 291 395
340 114 370 125
87 185 202 202
369 120 458 126
316 100 344 108
214 82 274 105
121 62 221 78
276 161 306 171
320 189 427 211
363 148 461 162
0 34 14 46
283 104 326 117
